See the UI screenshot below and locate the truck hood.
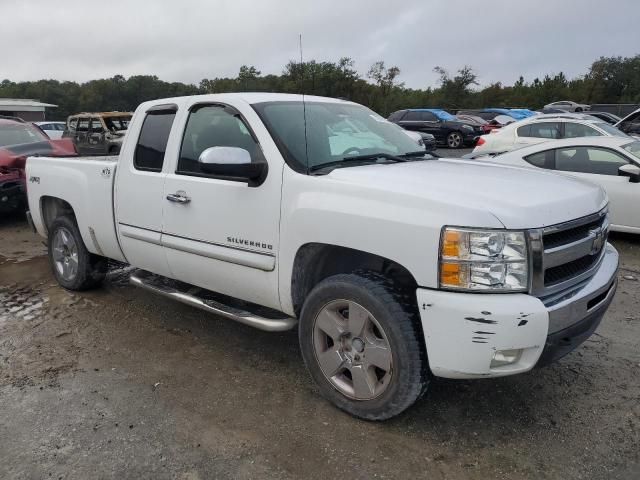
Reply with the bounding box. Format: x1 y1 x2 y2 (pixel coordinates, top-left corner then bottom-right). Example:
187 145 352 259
325 159 607 229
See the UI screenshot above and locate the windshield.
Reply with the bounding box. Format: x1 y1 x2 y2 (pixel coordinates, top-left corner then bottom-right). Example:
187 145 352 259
594 122 629 137
253 101 424 172
622 141 640 161
0 123 48 147
103 116 131 131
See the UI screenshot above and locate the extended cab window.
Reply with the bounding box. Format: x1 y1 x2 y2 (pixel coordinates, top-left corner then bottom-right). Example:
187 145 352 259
177 105 260 175
554 147 629 176
134 111 176 172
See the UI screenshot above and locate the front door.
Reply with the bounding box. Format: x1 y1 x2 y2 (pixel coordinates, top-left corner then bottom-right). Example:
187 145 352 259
162 102 282 310
552 146 640 230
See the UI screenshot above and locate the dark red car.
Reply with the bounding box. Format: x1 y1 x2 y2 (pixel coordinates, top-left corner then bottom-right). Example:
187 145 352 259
0 116 76 214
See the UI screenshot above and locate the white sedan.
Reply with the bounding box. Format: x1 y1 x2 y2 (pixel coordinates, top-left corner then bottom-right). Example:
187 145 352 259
543 101 591 112
473 137 640 233
33 121 66 139
473 113 629 156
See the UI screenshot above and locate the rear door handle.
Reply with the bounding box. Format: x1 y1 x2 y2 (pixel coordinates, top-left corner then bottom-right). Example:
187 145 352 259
166 191 191 204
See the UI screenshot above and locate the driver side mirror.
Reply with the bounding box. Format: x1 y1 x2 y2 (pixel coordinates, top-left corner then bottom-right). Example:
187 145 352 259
198 146 267 187
618 164 640 183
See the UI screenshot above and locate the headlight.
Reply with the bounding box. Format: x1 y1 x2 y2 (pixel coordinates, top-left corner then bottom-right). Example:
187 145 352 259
461 125 474 131
439 227 529 292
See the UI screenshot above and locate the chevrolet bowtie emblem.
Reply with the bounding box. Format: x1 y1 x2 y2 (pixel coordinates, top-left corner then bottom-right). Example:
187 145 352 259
590 227 605 255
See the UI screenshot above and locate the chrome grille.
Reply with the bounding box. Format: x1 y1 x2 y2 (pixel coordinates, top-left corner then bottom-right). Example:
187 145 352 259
530 208 609 299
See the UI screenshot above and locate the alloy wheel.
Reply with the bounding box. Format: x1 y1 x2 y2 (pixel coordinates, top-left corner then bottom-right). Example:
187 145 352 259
312 299 393 400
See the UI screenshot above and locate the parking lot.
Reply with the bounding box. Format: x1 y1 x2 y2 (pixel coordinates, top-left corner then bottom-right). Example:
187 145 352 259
1 210 639 479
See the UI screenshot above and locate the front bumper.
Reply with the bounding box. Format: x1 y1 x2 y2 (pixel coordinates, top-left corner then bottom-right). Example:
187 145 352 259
416 243 618 379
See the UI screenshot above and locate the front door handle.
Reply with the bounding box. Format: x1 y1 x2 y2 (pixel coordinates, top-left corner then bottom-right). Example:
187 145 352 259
166 191 191 204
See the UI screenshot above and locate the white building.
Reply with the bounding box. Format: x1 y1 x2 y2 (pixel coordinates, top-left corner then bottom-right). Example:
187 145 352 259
0 98 58 121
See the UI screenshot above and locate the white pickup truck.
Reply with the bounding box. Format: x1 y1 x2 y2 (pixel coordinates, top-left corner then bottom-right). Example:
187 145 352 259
26 93 618 420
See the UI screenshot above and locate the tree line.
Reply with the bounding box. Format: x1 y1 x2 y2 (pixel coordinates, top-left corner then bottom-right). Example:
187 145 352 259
1 54 638 121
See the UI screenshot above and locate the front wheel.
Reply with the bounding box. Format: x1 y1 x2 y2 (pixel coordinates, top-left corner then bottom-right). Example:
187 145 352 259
299 272 429 420
446 131 463 148
48 216 106 291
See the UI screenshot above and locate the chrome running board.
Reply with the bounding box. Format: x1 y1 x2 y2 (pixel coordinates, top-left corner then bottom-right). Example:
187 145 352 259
129 270 297 332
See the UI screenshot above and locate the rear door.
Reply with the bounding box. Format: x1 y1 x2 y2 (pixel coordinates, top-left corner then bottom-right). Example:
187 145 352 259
114 104 178 276
161 100 282 310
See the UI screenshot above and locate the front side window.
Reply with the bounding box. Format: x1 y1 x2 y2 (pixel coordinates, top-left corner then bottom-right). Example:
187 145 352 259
253 101 425 172
134 111 176 172
420 111 438 121
554 147 629 176
178 105 261 175
563 122 602 138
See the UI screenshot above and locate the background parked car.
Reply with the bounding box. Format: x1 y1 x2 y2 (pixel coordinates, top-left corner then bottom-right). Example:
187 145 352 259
34 121 66 139
615 108 640 138
0 116 76 214
543 100 591 112
474 137 640 233
455 114 498 134
63 112 132 155
388 108 482 148
586 111 622 125
483 108 537 120
473 113 629 154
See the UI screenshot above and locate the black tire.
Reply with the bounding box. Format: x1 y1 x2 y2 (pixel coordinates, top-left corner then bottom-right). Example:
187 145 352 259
575 107 583 112
446 131 463 149
48 216 107 291
299 271 429 420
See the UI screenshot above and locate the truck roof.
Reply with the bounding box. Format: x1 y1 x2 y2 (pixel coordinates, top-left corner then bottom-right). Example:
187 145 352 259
141 92 354 107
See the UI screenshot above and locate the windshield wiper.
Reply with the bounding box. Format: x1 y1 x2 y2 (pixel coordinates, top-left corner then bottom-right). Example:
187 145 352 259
309 152 407 172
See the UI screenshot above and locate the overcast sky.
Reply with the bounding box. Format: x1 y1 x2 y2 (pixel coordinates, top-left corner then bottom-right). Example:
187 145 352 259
3 0 639 89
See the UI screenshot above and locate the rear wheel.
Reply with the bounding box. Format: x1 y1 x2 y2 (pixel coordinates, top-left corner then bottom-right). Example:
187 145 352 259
575 107 583 112
48 216 106 290
447 131 463 148
299 272 429 420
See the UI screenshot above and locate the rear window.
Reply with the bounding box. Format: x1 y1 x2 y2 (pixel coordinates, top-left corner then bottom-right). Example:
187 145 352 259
134 111 176 172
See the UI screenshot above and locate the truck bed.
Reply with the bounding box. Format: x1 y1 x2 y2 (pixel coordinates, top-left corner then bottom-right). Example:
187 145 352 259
26 155 127 263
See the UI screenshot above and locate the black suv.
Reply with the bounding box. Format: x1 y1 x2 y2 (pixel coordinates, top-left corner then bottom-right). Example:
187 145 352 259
388 109 482 148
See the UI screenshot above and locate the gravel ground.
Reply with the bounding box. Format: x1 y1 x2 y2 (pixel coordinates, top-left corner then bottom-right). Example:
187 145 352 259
0 211 639 480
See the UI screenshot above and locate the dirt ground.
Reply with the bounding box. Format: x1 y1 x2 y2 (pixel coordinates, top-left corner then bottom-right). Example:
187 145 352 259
0 213 639 480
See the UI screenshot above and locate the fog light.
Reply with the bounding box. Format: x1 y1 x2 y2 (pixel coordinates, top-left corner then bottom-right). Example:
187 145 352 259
491 349 522 368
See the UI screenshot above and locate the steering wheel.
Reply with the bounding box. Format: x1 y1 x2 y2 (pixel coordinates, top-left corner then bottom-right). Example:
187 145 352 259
342 147 363 156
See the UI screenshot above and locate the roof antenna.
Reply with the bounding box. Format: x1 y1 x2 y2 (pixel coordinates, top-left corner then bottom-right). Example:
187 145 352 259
299 33 310 174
